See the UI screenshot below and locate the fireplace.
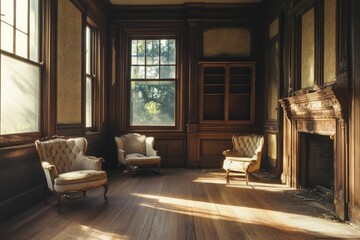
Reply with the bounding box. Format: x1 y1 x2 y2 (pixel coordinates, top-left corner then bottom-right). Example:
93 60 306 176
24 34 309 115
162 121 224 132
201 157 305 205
279 86 347 220
299 133 334 190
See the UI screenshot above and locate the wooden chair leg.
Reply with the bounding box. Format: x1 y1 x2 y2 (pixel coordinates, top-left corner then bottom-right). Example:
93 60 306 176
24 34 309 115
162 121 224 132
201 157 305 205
56 193 63 213
124 164 130 174
44 186 49 205
245 172 249 185
225 170 230 185
103 183 109 201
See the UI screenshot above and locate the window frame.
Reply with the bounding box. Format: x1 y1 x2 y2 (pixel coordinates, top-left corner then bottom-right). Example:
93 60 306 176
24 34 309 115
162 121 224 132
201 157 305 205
127 35 180 131
0 0 43 145
85 22 97 132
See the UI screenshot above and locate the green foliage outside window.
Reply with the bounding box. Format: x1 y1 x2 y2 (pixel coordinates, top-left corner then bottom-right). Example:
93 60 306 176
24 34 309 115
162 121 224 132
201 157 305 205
130 81 175 126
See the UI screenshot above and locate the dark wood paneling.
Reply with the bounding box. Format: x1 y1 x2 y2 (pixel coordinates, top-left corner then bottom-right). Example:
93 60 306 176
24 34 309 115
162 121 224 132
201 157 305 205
86 132 106 157
155 137 187 168
0 144 45 222
349 0 360 226
57 124 85 136
198 136 233 168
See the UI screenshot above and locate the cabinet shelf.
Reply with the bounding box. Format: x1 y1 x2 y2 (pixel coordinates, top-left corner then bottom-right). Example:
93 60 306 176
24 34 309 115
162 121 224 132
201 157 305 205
200 62 255 122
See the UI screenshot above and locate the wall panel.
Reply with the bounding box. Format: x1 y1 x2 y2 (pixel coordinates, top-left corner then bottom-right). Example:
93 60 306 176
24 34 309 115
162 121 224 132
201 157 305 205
198 137 233 168
323 0 336 83
57 0 82 124
0 145 44 222
301 7 315 89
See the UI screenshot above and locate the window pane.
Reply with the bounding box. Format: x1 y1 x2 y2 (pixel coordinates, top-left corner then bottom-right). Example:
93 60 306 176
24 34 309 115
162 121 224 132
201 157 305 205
1 0 14 25
86 26 91 75
29 0 40 62
131 40 137 58
85 76 92 128
130 81 175 126
1 54 40 134
1 22 14 52
160 39 175 64
131 66 145 79
16 0 29 34
146 40 159 65
15 30 28 58
146 66 159 79
160 66 175 79
132 40 145 65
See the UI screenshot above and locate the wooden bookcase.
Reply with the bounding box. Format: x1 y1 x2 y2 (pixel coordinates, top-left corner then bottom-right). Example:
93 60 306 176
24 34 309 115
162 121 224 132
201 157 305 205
200 62 255 123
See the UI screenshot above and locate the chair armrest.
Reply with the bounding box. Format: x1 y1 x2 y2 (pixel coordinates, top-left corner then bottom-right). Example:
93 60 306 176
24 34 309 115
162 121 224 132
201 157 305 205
146 137 158 156
225 156 256 162
223 149 246 158
41 161 56 171
41 162 58 177
41 162 58 191
222 149 231 156
252 151 262 160
82 156 103 170
117 149 126 164
147 148 157 157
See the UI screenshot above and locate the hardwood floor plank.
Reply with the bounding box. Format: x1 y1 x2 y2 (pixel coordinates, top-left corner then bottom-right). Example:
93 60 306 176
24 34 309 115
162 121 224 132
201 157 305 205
1 169 359 240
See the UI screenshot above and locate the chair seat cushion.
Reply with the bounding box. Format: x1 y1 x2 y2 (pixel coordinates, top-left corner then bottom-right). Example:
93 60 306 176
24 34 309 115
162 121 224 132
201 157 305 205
55 170 107 185
54 170 107 193
125 153 161 165
223 158 252 172
126 153 146 158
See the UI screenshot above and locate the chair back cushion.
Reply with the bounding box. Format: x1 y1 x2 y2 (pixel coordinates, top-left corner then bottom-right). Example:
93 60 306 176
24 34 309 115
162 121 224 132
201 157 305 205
120 133 147 155
232 134 264 157
36 138 87 174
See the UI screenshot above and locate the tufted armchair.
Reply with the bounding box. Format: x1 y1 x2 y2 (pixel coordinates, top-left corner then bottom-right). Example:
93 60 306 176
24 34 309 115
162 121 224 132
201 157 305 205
115 133 161 174
222 134 264 185
35 136 108 212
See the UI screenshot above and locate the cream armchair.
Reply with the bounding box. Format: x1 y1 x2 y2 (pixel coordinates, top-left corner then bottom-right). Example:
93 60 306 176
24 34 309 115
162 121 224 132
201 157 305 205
222 134 264 185
35 136 108 212
115 133 161 174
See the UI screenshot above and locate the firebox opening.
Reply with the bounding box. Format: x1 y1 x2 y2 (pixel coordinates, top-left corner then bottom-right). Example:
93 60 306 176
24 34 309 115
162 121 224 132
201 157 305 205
299 133 334 207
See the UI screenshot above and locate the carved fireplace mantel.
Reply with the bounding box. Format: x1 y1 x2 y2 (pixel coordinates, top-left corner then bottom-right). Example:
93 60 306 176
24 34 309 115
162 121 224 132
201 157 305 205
279 86 344 122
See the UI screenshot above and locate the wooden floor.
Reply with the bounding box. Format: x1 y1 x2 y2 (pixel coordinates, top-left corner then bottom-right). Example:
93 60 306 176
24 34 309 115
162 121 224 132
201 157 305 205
1 168 360 240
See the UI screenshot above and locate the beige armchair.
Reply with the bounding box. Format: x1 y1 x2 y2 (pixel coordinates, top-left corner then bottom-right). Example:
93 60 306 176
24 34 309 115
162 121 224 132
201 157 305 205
35 136 108 212
222 134 264 185
115 133 161 174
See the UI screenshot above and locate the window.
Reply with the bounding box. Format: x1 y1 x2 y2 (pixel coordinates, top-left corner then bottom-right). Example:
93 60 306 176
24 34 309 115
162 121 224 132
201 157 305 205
130 39 176 126
0 0 41 136
85 25 96 129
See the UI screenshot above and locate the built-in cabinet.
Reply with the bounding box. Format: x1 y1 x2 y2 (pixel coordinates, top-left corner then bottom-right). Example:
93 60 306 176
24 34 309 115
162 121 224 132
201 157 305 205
200 62 255 123
187 62 257 168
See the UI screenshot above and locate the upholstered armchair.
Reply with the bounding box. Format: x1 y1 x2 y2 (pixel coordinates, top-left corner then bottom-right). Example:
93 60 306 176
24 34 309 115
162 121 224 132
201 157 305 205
222 134 264 185
115 133 161 174
35 136 108 212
